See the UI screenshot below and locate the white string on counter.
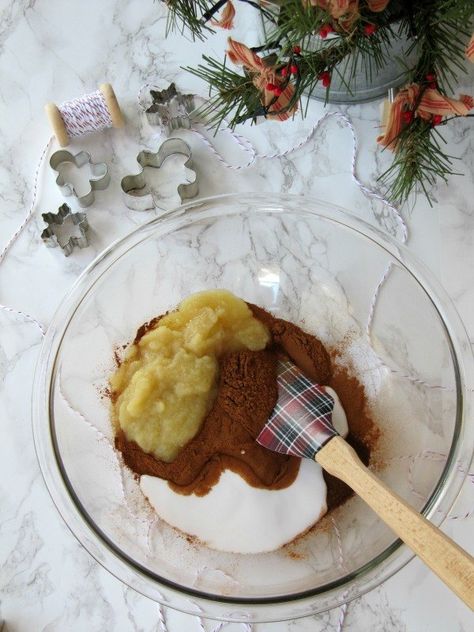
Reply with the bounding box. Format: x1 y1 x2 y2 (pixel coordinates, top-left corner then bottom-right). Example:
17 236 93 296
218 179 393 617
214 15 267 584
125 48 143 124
0 136 52 335
332 517 349 632
157 603 168 632
0 137 52 267
0 303 46 335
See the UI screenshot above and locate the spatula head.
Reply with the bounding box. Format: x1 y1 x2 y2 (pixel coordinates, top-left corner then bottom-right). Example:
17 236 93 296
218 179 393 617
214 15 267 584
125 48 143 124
257 358 338 460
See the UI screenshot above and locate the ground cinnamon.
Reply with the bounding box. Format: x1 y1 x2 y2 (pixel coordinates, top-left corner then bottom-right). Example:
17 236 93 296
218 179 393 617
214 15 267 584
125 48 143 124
114 304 379 509
249 304 332 385
116 349 300 496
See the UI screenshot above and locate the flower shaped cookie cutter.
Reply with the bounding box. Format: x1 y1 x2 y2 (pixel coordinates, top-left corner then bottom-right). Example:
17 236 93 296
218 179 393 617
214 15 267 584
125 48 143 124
120 138 199 211
41 203 89 256
145 83 197 134
49 150 110 208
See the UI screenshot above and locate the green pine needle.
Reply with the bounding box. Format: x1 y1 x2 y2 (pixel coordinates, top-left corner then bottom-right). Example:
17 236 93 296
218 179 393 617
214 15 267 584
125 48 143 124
378 118 462 206
165 0 474 205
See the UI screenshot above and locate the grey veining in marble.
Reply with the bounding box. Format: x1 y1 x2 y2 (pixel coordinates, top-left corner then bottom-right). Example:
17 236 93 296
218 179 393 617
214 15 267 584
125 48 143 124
0 0 473 630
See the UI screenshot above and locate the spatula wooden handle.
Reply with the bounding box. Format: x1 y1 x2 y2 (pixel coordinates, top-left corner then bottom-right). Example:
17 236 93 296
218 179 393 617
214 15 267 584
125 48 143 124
316 436 474 610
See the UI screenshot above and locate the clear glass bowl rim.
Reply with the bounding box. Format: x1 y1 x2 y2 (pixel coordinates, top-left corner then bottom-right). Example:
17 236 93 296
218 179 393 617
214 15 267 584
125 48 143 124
32 193 474 621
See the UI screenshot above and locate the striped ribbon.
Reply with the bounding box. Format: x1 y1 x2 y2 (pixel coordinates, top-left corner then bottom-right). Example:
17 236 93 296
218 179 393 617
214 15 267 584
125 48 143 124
378 84 474 150
226 38 298 122
467 33 474 62
211 0 235 29
308 0 389 21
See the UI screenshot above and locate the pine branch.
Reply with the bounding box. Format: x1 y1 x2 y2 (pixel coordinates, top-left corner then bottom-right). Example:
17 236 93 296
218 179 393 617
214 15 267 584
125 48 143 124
163 0 275 39
167 0 474 205
186 21 405 127
185 56 263 128
164 0 215 40
185 39 350 128
402 0 474 90
379 1 474 202
378 118 462 206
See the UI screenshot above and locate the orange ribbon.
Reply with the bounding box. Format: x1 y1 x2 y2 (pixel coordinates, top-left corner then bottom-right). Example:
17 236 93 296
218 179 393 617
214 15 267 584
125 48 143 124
308 0 389 32
309 1 355 19
226 38 298 121
366 0 389 11
308 0 388 18
418 89 474 118
211 1 235 30
467 33 474 62
378 84 474 150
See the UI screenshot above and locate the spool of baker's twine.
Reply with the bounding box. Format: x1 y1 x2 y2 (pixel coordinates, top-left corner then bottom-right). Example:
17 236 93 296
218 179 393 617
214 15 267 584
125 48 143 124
45 83 124 147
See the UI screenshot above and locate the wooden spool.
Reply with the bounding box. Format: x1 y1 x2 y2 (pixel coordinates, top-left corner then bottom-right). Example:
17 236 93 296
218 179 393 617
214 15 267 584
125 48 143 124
45 83 124 147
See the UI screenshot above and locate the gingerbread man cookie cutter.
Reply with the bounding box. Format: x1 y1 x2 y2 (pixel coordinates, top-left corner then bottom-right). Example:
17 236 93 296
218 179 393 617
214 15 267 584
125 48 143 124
49 149 110 208
120 138 198 211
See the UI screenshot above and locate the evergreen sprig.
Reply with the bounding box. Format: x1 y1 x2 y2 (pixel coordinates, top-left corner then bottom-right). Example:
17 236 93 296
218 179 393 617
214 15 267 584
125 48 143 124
402 0 473 89
378 118 461 204
163 0 474 205
186 55 263 127
377 0 474 203
165 0 215 40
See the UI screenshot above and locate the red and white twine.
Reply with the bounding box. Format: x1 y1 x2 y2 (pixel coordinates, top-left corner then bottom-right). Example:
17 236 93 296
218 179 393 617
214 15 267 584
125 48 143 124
0 135 52 335
58 90 113 138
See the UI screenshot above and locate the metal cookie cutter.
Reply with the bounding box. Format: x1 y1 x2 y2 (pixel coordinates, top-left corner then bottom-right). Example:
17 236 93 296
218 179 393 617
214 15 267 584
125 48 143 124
41 203 89 256
121 138 198 212
145 83 197 133
50 150 110 208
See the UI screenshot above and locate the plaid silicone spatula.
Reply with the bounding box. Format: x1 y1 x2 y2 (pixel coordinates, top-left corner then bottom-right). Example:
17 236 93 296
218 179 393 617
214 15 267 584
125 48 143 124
257 359 474 609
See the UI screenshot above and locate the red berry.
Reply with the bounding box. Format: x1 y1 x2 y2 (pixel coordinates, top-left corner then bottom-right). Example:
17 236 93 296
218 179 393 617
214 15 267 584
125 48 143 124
273 86 283 96
290 64 298 74
364 23 377 36
293 45 301 54
280 67 288 78
402 110 414 124
432 114 443 126
429 81 437 89
425 73 436 82
319 71 331 87
266 83 277 92
319 24 334 38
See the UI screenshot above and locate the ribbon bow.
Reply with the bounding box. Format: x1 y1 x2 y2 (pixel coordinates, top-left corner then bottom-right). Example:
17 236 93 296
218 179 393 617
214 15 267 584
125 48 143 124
378 84 474 150
226 38 298 121
310 0 388 14
467 33 474 62
308 0 389 30
211 1 235 30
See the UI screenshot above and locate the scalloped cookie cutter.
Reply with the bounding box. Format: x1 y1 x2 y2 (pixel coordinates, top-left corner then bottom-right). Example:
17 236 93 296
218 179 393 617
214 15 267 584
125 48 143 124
120 138 198 211
145 83 197 133
41 203 89 256
49 149 110 208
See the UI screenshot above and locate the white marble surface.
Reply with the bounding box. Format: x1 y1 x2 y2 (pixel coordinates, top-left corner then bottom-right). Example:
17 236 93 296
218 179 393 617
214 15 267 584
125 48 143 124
0 1 473 630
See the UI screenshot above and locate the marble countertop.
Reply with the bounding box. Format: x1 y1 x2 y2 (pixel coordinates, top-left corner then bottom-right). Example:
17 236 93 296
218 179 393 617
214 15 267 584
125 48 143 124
0 1 473 630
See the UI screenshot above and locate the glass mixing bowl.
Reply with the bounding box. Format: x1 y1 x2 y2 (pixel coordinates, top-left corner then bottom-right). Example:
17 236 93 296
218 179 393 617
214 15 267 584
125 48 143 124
33 194 473 622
